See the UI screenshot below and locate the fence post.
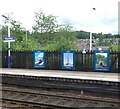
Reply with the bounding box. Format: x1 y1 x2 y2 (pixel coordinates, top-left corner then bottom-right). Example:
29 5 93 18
118 51 120 73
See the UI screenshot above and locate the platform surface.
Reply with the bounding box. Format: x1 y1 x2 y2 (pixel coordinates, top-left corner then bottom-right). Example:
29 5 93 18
0 68 119 82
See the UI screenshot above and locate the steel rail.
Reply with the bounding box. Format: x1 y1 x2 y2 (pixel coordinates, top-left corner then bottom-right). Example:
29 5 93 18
2 89 119 104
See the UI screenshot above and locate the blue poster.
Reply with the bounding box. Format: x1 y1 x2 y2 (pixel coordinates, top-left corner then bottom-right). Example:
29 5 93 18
94 50 110 71
62 50 75 70
34 50 46 68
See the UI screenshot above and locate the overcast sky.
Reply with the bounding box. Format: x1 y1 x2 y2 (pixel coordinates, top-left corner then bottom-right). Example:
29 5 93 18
0 0 119 34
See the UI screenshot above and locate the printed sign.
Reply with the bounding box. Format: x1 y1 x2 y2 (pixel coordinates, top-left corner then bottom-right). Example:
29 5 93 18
34 50 46 68
94 50 110 71
3 36 16 42
62 50 75 70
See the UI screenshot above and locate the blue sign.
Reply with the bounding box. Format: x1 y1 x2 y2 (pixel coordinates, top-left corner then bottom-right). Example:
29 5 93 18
94 50 110 71
62 50 75 70
3 36 16 42
34 50 46 68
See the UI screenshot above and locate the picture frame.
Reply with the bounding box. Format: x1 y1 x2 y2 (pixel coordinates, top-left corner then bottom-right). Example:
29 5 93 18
34 50 46 68
62 50 75 70
94 50 110 71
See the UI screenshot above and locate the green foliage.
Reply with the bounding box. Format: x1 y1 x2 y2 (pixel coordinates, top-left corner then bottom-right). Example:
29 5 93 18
76 30 89 39
2 18 41 50
109 45 120 51
96 54 107 65
36 30 77 50
76 31 119 39
96 41 110 46
10 20 25 41
54 30 77 50
2 11 119 51
10 36 41 50
2 13 77 51
31 9 77 50
32 9 58 33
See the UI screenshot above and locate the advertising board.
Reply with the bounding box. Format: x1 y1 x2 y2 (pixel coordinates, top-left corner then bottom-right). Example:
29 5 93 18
62 50 75 70
94 50 110 71
34 50 46 68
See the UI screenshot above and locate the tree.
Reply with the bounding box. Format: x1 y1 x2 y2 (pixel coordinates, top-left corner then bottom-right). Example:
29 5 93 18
48 24 77 50
2 13 41 50
59 19 74 32
10 20 25 41
32 9 58 33
32 9 59 45
76 30 89 39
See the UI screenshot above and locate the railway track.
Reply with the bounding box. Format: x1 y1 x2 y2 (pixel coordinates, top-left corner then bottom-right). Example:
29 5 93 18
1 73 120 108
1 84 120 108
2 74 119 99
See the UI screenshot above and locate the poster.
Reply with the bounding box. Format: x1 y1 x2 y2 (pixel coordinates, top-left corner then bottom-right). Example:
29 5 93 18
62 50 75 70
34 50 46 68
94 50 110 71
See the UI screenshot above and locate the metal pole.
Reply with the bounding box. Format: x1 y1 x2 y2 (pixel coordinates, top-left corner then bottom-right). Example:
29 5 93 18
2 14 11 68
90 32 92 51
89 8 96 51
82 49 86 70
8 17 11 68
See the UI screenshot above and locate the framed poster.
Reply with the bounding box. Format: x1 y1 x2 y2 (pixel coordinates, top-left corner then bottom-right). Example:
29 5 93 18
62 50 75 70
94 50 110 71
34 50 46 68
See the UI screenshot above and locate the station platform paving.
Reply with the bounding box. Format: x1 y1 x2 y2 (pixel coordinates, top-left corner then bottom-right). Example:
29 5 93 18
0 68 119 82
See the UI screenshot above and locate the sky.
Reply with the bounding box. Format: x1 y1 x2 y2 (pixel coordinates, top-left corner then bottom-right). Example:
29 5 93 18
0 0 119 34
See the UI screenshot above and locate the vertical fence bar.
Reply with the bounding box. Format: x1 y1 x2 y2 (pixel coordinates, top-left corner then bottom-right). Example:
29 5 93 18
46 50 48 70
0 51 1 68
53 51 59 70
86 51 91 71
80 51 83 71
81 50 84 71
2 50 7 68
84 51 87 71
52 51 55 70
49 50 52 70
110 51 118 73
110 51 112 72
118 51 120 73
58 51 61 70
75 50 79 71
46 50 51 70
30 50 34 69
21 51 26 68
89 50 93 72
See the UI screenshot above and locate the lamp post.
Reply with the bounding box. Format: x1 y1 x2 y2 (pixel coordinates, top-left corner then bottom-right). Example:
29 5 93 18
90 8 96 51
2 14 11 68
90 32 92 51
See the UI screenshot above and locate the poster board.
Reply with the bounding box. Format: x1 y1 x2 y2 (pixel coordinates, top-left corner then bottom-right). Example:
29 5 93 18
34 50 46 68
94 50 110 71
62 50 75 70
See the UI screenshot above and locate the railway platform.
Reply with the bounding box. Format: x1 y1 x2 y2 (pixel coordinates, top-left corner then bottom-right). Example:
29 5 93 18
1 68 119 108
0 68 119 82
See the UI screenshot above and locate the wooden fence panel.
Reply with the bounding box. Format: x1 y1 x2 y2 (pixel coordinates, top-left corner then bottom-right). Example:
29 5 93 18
1 50 119 73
